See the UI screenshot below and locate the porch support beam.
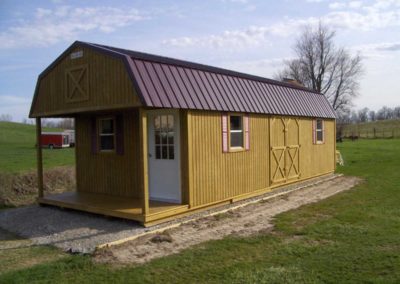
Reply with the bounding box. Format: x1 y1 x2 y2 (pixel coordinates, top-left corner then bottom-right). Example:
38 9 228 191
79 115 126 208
36 117 44 198
139 108 149 216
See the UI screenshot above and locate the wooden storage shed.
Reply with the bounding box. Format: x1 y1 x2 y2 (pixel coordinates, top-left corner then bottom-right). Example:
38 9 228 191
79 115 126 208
29 41 336 226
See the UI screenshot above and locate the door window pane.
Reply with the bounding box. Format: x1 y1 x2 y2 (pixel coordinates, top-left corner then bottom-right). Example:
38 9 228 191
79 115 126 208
155 131 160 144
155 145 161 159
154 114 176 160
161 115 168 130
162 145 168 159
154 116 160 130
168 146 174 160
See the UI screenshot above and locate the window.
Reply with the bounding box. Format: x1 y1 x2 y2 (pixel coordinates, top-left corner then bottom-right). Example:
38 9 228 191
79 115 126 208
315 119 324 144
230 115 243 148
154 114 174 160
63 135 69 145
99 118 115 151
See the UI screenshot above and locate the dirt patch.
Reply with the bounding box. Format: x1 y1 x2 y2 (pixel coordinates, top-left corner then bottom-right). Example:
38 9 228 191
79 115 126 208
94 175 361 265
0 166 75 207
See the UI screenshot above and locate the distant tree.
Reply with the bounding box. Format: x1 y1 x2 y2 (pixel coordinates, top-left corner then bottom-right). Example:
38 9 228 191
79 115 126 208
275 22 364 114
0 114 12 121
368 110 376 121
57 118 74 129
350 110 359 123
394 107 400 119
387 108 394 120
336 109 351 137
358 107 369 122
377 106 390 120
41 118 57 128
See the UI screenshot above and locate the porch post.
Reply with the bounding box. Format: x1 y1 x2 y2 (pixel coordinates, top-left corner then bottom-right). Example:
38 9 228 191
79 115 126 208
139 108 149 216
36 117 44 198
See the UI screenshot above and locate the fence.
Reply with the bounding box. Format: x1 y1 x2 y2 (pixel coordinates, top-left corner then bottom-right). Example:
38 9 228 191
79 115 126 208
342 128 400 139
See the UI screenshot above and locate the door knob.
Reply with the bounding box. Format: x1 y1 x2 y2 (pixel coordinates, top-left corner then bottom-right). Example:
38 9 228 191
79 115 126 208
148 153 152 158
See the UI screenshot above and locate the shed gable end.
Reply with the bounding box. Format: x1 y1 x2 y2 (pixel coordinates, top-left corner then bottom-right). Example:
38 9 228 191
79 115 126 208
30 45 141 117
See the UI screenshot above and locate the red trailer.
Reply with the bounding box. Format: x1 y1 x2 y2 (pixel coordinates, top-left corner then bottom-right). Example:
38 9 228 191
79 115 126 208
40 132 70 149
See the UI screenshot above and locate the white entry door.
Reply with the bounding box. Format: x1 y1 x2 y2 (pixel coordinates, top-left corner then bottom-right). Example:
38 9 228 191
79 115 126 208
148 110 181 203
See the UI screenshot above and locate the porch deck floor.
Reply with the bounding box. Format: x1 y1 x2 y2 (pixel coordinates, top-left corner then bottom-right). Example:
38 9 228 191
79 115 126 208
38 191 189 223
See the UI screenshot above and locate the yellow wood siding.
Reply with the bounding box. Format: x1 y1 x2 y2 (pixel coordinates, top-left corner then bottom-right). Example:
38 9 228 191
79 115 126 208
299 118 335 178
187 111 270 207
186 111 335 208
31 46 141 117
75 110 141 198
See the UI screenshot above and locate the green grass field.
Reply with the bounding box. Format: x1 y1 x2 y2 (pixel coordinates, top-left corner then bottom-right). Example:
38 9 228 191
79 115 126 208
1 139 399 283
0 121 75 173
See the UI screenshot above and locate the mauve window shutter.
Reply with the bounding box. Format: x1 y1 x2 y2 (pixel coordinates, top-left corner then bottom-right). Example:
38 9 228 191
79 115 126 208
222 114 228 153
312 119 316 144
116 114 124 155
244 115 250 150
91 117 97 154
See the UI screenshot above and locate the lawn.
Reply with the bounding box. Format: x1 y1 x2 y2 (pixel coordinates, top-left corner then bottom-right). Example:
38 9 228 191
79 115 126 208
0 139 399 283
0 121 75 173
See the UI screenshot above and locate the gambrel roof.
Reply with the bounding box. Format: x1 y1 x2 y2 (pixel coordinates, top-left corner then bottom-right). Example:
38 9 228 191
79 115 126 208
30 41 336 118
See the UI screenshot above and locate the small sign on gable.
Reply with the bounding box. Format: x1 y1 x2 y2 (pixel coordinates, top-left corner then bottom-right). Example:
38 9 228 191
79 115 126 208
70 51 83 59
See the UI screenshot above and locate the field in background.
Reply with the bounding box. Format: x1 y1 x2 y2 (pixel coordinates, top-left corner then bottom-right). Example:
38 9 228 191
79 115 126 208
0 139 399 282
0 121 75 173
341 119 400 138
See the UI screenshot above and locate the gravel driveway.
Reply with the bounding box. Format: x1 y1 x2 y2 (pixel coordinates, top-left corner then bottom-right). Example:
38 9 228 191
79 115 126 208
0 174 359 255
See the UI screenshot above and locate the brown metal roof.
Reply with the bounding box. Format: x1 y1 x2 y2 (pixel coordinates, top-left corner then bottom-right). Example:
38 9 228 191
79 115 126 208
31 41 336 119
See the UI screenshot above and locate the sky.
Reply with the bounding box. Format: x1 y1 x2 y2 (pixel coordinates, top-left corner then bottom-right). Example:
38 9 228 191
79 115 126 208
0 0 399 122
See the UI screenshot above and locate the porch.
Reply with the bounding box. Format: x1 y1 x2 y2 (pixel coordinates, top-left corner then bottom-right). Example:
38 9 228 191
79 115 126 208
39 191 189 224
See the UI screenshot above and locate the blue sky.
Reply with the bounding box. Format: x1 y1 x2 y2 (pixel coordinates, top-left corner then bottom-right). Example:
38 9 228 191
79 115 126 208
0 0 399 121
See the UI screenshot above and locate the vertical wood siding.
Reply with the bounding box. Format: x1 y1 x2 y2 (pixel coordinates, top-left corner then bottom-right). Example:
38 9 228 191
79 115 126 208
187 111 335 208
75 110 141 198
299 118 335 178
187 111 269 207
32 46 141 117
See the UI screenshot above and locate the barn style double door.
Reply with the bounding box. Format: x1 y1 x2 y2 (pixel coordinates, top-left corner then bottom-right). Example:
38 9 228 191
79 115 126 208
270 117 300 185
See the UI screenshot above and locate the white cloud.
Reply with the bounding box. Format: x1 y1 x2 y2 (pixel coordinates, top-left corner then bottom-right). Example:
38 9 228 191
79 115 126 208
163 0 400 49
329 2 347 9
352 41 400 58
222 0 249 3
349 1 363 9
163 19 319 49
0 6 149 49
329 1 363 9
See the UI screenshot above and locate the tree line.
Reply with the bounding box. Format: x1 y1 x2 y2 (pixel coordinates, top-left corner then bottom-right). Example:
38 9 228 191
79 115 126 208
339 106 400 124
0 115 74 130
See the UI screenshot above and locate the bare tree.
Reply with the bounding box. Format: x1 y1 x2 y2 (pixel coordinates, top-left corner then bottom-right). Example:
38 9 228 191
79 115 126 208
350 110 359 123
377 106 390 120
368 110 376 121
358 107 369 122
394 107 400 119
276 22 364 113
58 118 74 129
